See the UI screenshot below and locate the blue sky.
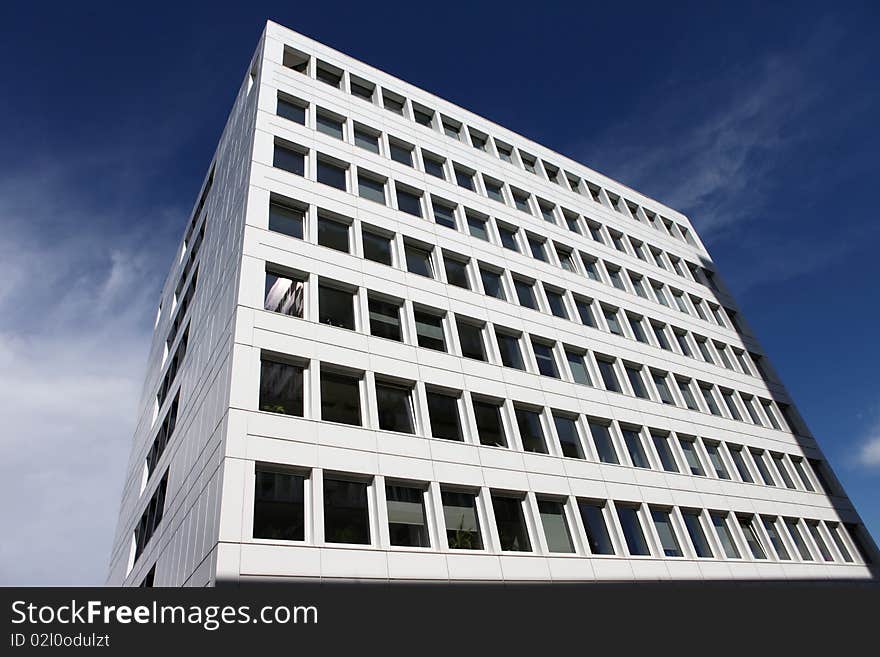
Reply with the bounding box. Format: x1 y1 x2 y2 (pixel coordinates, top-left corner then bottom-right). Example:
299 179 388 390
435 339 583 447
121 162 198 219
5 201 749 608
0 1 877 585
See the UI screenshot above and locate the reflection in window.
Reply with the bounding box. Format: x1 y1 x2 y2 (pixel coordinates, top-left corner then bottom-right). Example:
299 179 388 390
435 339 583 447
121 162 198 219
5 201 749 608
386 485 429 547
264 271 304 317
442 490 482 550
375 381 415 434
259 359 303 417
253 467 305 541
323 478 370 544
492 496 531 552
538 499 574 553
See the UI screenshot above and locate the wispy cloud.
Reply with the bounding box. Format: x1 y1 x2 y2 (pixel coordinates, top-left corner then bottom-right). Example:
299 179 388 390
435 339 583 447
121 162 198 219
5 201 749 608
0 162 182 585
855 422 880 469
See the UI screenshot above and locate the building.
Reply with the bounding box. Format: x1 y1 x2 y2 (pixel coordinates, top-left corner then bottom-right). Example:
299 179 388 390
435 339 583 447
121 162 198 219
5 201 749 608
107 20 878 586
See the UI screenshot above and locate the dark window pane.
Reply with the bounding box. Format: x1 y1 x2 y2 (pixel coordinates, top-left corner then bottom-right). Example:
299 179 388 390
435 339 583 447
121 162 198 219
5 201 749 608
427 392 461 441
390 143 413 166
277 97 305 124
651 508 683 557
323 478 370 544
706 443 730 479
368 298 402 341
565 351 591 385
415 310 445 351
473 400 505 447
424 156 445 178
454 168 474 190
711 513 741 558
442 490 482 549
318 285 355 330
397 189 422 217
317 217 349 252
729 446 755 483
358 175 385 203
444 257 469 288
264 272 304 317
680 439 705 476
481 269 505 299
274 145 305 176
547 291 567 318
515 408 547 453
739 516 767 559
625 366 648 399
386 485 429 547
622 429 650 468
589 421 618 464
405 245 433 277
578 501 615 555
467 215 489 240
269 202 304 239
321 372 361 426
554 415 583 459
492 496 531 551
458 322 485 360
499 226 518 250
254 468 305 540
597 359 621 393
682 510 713 558
354 128 379 153
575 299 596 327
433 203 456 229
651 433 678 472
376 382 415 434
617 505 650 556
259 359 303 416
514 279 537 309
317 159 346 190
363 230 392 265
532 341 559 378
762 516 790 560
316 113 343 139
496 332 524 370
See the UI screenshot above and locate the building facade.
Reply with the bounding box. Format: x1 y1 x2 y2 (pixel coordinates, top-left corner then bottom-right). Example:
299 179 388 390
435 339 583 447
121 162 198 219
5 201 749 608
107 20 878 586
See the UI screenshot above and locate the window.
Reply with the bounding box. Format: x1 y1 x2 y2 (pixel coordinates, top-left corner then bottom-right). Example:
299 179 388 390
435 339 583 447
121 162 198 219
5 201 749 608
651 282 669 307
711 512 741 558
565 349 592 386
317 214 350 252
467 213 490 240
368 296 402 341
496 141 513 162
596 357 621 393
444 254 470 289
454 166 475 191
480 268 505 300
791 458 815 492
699 384 722 416
515 407 547 453
771 453 796 489
264 269 305 317
276 93 306 124
520 152 537 173
457 320 486 360
412 103 434 127
651 508 683 557
358 172 386 203
761 516 791 560
610 231 627 253
498 224 519 251
531 339 559 378
574 297 596 327
682 510 713 558
622 428 650 468
705 442 730 479
785 519 813 560
422 152 446 179
735 516 766 559
389 140 413 166
362 227 393 265
554 414 584 459
414 309 445 351
512 190 532 214
273 143 305 176
269 199 305 239
527 235 547 261
442 118 461 140
624 365 649 400
807 520 834 561
556 246 576 272
826 523 853 563
321 370 361 426
538 201 556 223
761 400 782 430
316 157 347 190
432 201 457 229
728 445 754 483
676 378 699 410
492 495 531 551
545 288 568 318
386 485 429 547
581 256 601 281
282 46 309 72
695 337 715 364
651 323 671 350
742 395 764 425
354 125 380 153
442 490 482 549
259 358 304 416
720 390 742 421
628 315 648 343
672 290 689 314
588 420 619 464
495 330 524 370
349 76 375 101
396 187 423 217
405 243 434 278
318 284 355 330
427 390 462 441
323 477 370 544
253 467 305 541
564 213 582 234
513 278 537 309
316 110 344 139
472 398 506 447
607 266 626 291
375 381 415 434
617 504 650 556
679 438 705 476
484 177 505 202
315 61 342 88
652 371 675 405
538 499 574 553
674 330 692 357
578 500 615 555
751 449 777 486
716 343 733 369
651 432 678 472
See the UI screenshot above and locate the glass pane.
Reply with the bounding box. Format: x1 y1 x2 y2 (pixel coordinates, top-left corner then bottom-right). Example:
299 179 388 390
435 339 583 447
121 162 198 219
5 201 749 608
354 129 380 153
547 292 567 318
597 359 621 393
277 97 305 124
772 454 796 489
553 415 583 459
316 113 343 139
468 216 489 240
424 156 445 178
473 400 505 447
481 270 505 299
358 176 385 203
514 279 537 309
622 429 650 468
389 143 413 166
317 160 346 190
253 468 305 540
515 408 547 453
427 392 461 441
532 341 559 378
729 446 754 483
442 490 482 549
363 230 392 265
827 524 852 563
625 366 648 399
415 311 445 351
682 510 713 558
679 439 705 476
397 189 422 217
589 421 618 464
318 285 355 330
264 272 304 317
538 500 574 553
492 496 531 552
458 322 485 360
578 501 615 555
444 258 469 288
496 332 524 370
651 508 683 557
807 523 833 561
323 478 370 544
651 433 678 472
617 505 650 556
761 516 790 560
375 382 414 434
386 485 429 547
405 246 433 277
317 217 349 252
269 202 304 238
565 351 591 385
711 513 741 558
259 359 303 416
705 443 730 479
575 300 596 327
321 372 361 425
785 519 813 560
499 226 518 250
738 516 767 559
433 203 456 229
273 145 305 176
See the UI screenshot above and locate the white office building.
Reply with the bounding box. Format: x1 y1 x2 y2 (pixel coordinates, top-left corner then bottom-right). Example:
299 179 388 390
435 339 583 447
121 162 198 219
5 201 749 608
107 20 878 586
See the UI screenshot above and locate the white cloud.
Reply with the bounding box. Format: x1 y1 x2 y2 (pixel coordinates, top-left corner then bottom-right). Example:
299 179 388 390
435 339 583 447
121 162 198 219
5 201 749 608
855 426 880 469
